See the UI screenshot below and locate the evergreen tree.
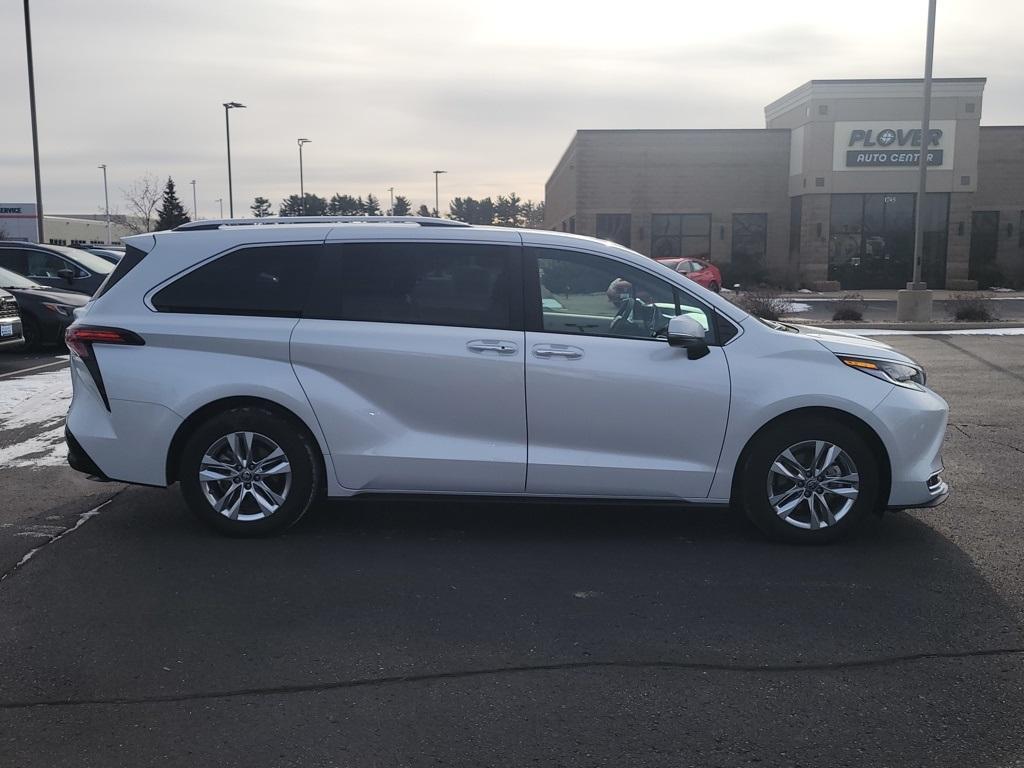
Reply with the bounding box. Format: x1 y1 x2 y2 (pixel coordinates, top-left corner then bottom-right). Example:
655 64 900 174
416 204 432 217
251 196 273 218
363 194 382 216
495 193 523 227
155 177 190 230
328 194 362 215
280 193 327 216
392 195 412 216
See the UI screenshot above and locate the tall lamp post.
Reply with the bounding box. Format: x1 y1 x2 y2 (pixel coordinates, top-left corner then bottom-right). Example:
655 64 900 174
297 138 311 215
388 186 395 216
223 101 246 218
897 0 937 321
98 164 111 244
23 0 44 243
215 198 224 218
190 179 198 221
432 170 446 218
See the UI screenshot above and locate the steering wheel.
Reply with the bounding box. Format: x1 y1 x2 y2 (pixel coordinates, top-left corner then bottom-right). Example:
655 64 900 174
609 295 636 335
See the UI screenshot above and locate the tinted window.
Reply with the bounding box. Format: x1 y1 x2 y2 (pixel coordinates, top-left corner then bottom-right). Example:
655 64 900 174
595 214 632 248
152 245 318 316
651 214 711 259
93 244 147 299
26 251 76 278
308 242 513 329
529 248 712 341
0 250 28 274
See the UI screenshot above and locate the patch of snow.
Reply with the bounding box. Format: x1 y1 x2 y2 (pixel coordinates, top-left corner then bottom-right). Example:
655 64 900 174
988 287 1013 292
797 288 814 294
784 302 812 313
0 368 72 469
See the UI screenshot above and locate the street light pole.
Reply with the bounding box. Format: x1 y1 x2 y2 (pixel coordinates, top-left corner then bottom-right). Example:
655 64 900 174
98 164 111 244
432 170 446 218
190 179 198 221
216 198 224 218
23 0 44 243
223 101 246 218
897 0 937 321
388 186 394 216
297 138 311 215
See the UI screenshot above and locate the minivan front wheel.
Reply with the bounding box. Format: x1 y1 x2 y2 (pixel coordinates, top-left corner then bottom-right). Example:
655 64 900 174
179 407 322 536
737 418 880 543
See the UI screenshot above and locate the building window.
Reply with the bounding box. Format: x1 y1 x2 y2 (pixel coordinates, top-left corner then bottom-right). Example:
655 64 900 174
732 214 767 279
789 198 802 255
595 214 631 248
969 211 1001 288
650 214 711 259
829 193 949 289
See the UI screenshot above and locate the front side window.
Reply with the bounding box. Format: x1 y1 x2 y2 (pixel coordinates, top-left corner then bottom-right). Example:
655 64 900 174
529 247 711 341
307 242 514 329
152 245 319 316
651 214 711 260
26 251 78 279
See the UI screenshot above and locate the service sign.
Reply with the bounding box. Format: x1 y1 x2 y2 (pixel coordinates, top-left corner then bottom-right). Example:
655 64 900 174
832 121 956 171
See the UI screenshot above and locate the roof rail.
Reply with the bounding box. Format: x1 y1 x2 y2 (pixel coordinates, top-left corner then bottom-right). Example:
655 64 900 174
174 215 471 232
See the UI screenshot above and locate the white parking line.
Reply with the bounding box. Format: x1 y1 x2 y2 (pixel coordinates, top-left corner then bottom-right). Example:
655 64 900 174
0 358 69 380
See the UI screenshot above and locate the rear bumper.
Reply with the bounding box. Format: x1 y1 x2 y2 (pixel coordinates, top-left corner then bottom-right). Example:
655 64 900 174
65 425 111 481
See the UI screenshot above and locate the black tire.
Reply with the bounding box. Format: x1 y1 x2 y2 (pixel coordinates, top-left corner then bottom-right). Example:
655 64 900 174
179 406 322 537
21 317 41 352
736 416 881 544
708 281 720 293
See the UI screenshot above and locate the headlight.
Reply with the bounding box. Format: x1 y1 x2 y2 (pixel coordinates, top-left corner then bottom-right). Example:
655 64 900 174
838 355 926 390
41 302 73 317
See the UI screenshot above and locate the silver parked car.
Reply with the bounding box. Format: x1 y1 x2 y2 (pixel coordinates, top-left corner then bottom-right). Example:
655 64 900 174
64 217 948 541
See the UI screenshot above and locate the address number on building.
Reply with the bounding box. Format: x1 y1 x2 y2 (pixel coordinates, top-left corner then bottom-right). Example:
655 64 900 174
846 150 943 167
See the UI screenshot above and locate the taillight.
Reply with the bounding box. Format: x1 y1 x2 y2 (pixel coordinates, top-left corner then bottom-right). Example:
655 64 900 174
65 326 145 358
65 325 144 411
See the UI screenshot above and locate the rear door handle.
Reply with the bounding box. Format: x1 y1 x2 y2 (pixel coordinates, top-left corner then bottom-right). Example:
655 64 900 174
532 344 584 360
467 339 519 355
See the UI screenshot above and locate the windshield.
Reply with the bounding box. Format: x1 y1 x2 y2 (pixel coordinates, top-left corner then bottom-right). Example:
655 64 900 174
0 266 43 289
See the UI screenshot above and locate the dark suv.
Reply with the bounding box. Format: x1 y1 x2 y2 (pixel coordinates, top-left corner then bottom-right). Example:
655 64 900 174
0 242 114 296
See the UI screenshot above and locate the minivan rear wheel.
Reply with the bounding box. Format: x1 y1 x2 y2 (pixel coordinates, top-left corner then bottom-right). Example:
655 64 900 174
737 417 880 543
179 406 322 537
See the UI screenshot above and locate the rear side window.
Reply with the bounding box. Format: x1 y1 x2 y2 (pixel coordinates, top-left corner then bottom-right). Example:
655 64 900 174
94 244 147 299
307 242 514 329
152 245 319 317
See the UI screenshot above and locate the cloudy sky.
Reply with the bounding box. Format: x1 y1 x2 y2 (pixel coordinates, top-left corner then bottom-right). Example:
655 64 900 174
1 0 1021 218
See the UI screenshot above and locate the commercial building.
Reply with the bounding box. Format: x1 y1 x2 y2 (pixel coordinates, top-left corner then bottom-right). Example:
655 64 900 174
545 78 1024 290
0 203 131 246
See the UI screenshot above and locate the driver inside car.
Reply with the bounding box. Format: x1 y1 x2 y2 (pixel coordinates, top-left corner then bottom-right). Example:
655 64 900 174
606 277 670 338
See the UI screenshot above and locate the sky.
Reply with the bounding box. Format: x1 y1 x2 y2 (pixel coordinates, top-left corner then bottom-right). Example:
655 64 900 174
1 0 1022 219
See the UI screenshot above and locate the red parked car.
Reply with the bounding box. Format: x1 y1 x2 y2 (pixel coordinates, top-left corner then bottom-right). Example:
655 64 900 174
672 257 722 292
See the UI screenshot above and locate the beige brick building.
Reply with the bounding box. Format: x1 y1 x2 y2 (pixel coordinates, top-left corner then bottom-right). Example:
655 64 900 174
545 78 1024 290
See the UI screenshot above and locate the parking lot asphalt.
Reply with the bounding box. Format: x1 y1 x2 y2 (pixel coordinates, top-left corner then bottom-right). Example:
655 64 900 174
1 336 1023 767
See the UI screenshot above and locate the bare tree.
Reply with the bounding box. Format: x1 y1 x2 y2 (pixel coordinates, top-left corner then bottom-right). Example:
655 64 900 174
0 226 9 240
121 173 162 233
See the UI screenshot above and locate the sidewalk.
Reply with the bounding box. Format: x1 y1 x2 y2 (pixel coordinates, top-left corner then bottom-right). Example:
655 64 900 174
777 288 1023 301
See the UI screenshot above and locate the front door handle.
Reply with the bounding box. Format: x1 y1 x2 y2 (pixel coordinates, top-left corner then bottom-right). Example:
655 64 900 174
532 344 584 360
467 340 519 355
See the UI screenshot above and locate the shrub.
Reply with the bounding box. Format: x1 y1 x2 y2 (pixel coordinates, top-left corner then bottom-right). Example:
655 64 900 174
947 294 997 322
831 293 867 322
734 288 791 321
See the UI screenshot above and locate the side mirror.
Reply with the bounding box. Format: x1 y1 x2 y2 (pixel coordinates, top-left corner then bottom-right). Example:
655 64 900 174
57 268 75 283
666 315 710 360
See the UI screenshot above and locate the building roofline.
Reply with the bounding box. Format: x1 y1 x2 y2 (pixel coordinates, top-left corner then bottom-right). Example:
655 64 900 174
765 77 987 121
574 128 788 134
545 132 581 190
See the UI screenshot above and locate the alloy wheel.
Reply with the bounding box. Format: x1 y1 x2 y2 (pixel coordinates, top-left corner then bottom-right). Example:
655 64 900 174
765 440 859 530
198 431 292 521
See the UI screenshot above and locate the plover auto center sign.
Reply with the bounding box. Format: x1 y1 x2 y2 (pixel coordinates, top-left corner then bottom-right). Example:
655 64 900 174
833 121 956 170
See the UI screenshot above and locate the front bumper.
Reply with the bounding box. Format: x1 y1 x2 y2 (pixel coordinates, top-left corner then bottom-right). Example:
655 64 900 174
872 384 950 508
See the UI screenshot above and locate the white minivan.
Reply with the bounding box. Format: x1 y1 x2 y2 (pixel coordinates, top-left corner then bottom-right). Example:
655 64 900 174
64 217 948 542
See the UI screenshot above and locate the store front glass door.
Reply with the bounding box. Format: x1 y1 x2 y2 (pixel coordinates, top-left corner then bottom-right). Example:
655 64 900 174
828 193 949 289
